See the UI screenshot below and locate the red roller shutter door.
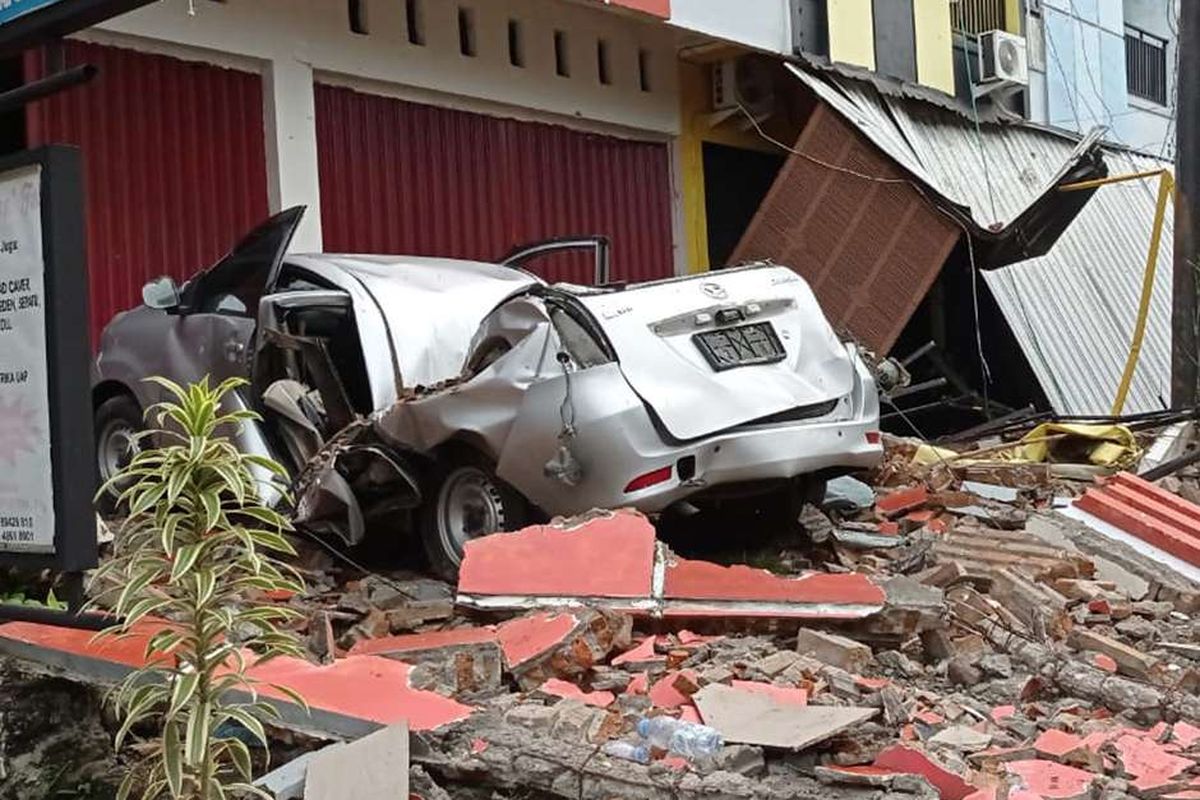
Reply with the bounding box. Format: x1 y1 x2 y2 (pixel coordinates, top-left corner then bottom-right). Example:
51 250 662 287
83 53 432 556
314 83 674 284
26 41 270 345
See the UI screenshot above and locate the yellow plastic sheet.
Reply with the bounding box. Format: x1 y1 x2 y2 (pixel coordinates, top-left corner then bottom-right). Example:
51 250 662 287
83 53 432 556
912 423 1141 470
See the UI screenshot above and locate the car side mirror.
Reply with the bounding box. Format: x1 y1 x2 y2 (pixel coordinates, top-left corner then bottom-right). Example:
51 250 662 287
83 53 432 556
142 276 181 311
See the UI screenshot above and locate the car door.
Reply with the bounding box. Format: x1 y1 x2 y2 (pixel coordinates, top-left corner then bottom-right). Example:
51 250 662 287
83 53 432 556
161 207 305 391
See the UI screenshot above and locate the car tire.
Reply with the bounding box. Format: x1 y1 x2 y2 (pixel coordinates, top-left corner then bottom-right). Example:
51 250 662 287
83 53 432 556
417 449 528 582
94 394 142 517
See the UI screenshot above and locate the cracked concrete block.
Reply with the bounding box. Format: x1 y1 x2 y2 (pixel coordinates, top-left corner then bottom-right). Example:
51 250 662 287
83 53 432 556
796 629 872 673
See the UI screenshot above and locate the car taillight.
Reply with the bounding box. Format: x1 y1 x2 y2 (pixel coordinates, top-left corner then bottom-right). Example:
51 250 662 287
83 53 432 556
865 431 881 445
624 466 672 493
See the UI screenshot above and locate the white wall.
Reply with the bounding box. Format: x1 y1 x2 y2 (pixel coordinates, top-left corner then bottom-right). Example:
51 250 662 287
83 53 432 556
89 0 683 250
666 0 792 53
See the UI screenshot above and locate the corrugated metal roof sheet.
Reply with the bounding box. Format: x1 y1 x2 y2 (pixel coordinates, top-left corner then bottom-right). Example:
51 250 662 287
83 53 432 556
791 68 1173 415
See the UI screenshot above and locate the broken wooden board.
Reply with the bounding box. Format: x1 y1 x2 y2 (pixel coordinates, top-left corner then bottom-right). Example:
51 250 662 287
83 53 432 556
693 684 876 750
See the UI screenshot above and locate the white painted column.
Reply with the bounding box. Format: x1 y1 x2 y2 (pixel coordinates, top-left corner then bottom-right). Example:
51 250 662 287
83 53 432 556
263 56 323 253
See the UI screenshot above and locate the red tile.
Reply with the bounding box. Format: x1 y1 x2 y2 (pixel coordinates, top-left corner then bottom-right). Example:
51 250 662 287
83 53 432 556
611 637 662 667
663 559 885 609
1110 472 1200 525
648 670 698 709
537 678 614 708
856 676 891 691
877 486 929 515
495 612 580 668
458 509 656 598
1111 733 1193 785
246 655 473 731
625 672 650 695
1075 490 1200 567
990 705 1016 723
678 703 702 724
348 626 498 657
471 738 489 754
1004 759 1097 800
874 744 976 800
1171 722 1200 750
1035 729 1085 760
915 710 945 726
729 680 808 706
0 620 173 669
1093 653 1118 673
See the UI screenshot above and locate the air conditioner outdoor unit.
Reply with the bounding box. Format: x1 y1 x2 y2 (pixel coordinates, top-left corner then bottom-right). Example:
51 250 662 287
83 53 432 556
978 29 1029 86
711 57 775 115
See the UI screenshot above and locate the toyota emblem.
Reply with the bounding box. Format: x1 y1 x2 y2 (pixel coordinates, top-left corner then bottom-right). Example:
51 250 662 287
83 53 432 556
701 282 728 300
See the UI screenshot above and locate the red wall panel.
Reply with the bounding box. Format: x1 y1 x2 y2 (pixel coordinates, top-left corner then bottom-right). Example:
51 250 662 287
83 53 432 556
26 41 269 345
315 83 674 285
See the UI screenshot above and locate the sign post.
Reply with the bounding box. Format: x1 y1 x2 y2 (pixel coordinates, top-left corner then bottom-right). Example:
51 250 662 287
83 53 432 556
0 146 94 578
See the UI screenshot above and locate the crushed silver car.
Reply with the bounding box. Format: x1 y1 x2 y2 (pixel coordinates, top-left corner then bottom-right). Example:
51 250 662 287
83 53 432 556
93 208 883 577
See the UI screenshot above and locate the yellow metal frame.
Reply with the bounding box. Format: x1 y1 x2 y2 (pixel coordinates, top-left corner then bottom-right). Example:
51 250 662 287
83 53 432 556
1059 169 1176 415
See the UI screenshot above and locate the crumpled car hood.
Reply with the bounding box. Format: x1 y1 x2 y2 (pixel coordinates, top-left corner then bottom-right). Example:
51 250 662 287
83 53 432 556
575 266 856 441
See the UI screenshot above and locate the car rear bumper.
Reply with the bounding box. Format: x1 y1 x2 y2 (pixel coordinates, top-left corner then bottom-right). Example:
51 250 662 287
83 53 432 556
615 415 883 513
514 365 883 516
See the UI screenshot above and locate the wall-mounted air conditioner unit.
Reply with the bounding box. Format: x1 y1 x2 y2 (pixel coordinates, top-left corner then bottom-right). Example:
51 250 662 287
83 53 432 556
978 29 1029 86
711 57 775 115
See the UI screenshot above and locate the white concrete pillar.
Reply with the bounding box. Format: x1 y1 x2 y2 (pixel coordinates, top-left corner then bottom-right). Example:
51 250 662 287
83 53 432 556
263 56 323 253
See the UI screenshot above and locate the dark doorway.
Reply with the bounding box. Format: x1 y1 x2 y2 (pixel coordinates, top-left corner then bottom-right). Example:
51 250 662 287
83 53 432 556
0 56 26 156
702 142 783 267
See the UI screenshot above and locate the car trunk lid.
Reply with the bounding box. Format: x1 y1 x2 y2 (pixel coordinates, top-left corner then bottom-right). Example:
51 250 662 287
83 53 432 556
575 266 856 441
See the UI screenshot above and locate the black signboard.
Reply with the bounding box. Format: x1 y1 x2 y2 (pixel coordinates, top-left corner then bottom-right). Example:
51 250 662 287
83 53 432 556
0 146 95 572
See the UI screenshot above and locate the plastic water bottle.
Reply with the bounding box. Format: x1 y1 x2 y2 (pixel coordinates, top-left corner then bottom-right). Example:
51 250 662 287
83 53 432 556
635 717 723 759
603 740 651 764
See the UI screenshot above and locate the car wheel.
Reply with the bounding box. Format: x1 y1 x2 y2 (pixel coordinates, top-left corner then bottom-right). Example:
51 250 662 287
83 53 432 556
417 451 527 581
94 394 142 517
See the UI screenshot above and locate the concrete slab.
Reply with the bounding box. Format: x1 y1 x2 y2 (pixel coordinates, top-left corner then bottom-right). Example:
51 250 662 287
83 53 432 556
693 684 875 750
1004 759 1097 800
304 721 408 800
873 744 977 800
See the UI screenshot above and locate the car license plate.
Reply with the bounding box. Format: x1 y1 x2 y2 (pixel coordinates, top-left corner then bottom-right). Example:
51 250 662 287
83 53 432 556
693 322 786 371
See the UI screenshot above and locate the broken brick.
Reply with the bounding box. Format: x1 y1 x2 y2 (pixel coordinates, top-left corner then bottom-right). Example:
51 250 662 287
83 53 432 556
796 628 873 673
877 486 930 516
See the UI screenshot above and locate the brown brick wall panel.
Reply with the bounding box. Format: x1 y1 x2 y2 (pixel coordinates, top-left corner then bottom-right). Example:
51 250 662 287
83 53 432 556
732 103 960 353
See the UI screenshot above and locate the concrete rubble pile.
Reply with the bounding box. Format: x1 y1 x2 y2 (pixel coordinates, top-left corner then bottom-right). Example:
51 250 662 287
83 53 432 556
3 422 1200 800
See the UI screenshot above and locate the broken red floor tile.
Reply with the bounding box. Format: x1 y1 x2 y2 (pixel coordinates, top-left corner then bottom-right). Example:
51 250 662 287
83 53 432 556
879 520 902 535
471 739 489 754
1035 729 1086 761
679 703 702 724
1112 733 1193 787
458 509 656 601
925 517 950 534
611 637 663 667
495 612 581 669
626 672 650 695
856 676 891 691
648 669 699 709
677 630 719 646
1005 759 1098 800
660 755 689 771
1094 653 1119 673
662 558 885 618
873 744 977 800
1171 722 1200 750
915 710 946 726
991 705 1017 723
729 679 808 706
877 486 930 516
348 626 498 657
537 678 615 708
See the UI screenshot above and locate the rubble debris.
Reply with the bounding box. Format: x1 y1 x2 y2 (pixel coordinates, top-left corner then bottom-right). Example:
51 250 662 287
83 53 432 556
304 721 409 800
873 744 978 800
692 684 876 750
